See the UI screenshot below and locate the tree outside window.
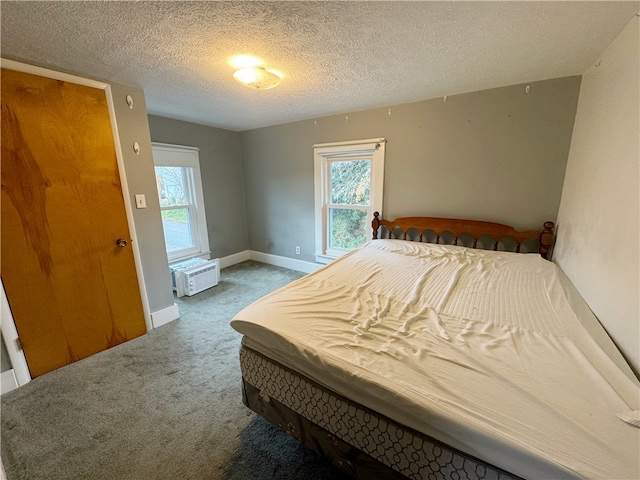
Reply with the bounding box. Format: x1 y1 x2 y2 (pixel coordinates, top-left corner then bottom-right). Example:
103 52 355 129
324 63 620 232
155 166 196 255
328 159 371 250
152 143 210 263
314 139 385 263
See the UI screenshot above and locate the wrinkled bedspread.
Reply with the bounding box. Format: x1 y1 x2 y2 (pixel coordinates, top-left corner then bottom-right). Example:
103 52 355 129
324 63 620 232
231 240 640 479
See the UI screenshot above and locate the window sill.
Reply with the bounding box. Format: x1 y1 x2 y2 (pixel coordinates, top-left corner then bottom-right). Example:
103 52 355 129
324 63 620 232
314 250 350 264
168 250 211 267
314 253 335 265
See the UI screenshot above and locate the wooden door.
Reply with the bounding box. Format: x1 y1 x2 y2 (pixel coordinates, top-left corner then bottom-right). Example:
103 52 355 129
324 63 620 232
1 68 147 378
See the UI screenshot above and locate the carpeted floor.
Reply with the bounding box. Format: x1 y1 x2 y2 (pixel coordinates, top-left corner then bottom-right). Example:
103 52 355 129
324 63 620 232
1 261 352 480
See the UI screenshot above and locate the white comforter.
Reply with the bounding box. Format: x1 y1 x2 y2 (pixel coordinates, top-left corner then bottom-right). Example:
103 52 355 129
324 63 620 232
231 240 640 479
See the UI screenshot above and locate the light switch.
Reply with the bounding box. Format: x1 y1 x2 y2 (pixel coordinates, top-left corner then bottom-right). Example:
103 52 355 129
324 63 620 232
135 194 147 209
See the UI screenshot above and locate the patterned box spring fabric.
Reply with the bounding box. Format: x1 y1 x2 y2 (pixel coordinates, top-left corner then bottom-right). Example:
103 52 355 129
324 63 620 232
240 346 520 480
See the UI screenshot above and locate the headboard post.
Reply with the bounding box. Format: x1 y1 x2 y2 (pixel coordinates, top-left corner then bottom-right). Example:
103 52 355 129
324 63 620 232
539 221 555 260
372 211 381 239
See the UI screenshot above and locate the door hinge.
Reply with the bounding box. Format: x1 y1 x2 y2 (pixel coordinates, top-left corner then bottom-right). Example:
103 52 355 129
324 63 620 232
15 337 23 351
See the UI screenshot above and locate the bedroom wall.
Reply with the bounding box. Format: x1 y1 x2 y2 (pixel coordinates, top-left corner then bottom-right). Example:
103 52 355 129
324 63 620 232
109 84 175 316
554 16 639 375
241 76 581 263
147 115 249 260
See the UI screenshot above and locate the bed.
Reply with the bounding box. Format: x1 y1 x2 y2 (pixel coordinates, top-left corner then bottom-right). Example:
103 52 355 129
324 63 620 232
231 213 639 480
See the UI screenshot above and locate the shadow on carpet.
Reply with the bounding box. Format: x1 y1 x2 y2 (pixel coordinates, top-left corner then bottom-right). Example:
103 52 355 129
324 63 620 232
224 416 352 480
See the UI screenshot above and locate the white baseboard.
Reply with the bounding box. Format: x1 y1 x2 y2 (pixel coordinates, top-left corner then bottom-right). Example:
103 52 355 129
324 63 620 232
150 303 180 329
219 250 251 269
219 250 321 274
1 369 19 395
249 251 321 274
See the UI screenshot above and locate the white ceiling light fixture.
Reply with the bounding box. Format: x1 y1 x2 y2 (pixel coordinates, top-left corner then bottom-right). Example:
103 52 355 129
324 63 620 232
233 67 282 90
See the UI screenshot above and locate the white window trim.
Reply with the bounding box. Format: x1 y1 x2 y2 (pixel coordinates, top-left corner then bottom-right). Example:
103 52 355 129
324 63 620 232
152 142 211 263
314 138 386 264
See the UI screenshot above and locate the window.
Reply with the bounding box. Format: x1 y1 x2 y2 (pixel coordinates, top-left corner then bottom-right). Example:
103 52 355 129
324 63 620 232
152 143 210 263
314 138 385 263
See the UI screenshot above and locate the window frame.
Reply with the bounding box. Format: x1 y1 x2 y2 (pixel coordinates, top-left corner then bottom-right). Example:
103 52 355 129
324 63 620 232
314 138 386 264
152 142 210 263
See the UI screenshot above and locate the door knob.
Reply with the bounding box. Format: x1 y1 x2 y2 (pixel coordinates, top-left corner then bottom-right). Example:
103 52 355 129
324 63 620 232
116 238 128 248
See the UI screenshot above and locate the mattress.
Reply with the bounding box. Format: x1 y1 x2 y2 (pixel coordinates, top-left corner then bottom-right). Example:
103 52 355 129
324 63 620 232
231 240 640 479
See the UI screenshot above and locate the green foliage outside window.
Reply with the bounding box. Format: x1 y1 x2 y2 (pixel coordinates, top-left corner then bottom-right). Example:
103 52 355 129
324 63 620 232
330 209 368 250
161 209 188 224
330 160 370 205
329 160 371 250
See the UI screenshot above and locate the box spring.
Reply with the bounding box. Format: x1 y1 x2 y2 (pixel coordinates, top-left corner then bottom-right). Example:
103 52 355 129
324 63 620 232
240 345 520 480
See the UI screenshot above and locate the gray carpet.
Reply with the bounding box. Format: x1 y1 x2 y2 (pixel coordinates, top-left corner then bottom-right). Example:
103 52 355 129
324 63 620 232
1 261 352 480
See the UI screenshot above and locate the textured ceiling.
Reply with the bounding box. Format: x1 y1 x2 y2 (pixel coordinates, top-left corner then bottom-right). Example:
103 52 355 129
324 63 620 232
1 1 638 131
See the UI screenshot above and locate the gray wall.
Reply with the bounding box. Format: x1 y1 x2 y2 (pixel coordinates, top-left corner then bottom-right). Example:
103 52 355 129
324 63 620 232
147 116 248 259
241 76 581 263
109 84 175 315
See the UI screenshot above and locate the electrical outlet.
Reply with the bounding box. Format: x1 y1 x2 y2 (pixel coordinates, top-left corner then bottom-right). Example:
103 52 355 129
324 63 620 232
295 246 301 255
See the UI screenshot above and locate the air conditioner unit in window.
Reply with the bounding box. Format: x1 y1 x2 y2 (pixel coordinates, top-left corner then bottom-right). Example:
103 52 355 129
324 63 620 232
171 258 219 297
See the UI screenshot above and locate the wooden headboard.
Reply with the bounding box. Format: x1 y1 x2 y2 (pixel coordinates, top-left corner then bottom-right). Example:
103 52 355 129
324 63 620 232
372 212 555 259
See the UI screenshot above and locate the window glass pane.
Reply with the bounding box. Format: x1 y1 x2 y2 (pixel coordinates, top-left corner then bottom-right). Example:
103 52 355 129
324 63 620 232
155 166 192 207
329 208 368 250
161 208 194 253
330 160 370 205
